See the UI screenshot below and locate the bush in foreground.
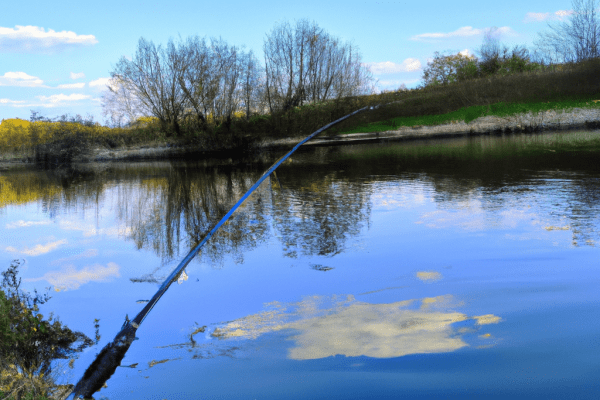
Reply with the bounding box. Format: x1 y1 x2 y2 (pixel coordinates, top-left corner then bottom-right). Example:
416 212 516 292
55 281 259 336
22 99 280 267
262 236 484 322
0 260 99 400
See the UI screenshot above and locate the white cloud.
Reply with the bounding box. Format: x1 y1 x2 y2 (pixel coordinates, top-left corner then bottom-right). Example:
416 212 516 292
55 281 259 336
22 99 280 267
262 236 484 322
70 72 85 80
0 72 88 90
0 25 98 53
524 10 574 23
5 220 52 229
473 314 502 325
24 262 120 291
5 239 67 256
555 10 574 19
56 82 85 89
524 12 551 22
459 49 475 57
1 93 93 108
35 93 91 107
368 58 422 74
374 83 398 92
0 71 45 87
0 98 27 106
89 77 111 89
411 26 514 41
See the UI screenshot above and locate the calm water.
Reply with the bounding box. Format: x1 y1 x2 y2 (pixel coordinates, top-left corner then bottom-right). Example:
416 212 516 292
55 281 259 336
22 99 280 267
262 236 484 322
1 131 600 399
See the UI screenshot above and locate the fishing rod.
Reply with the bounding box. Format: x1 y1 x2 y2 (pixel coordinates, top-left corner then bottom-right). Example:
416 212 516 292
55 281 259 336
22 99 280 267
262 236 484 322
66 105 372 399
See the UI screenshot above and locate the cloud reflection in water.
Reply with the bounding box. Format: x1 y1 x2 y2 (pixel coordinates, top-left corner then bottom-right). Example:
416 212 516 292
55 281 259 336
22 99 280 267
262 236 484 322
211 295 500 360
24 262 121 291
416 271 442 282
5 239 68 256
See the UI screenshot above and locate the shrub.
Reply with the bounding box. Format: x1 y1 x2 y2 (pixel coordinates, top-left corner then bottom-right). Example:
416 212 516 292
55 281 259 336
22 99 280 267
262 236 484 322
0 260 98 400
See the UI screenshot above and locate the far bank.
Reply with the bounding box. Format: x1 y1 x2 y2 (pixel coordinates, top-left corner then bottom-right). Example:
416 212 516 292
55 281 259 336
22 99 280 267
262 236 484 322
2 105 600 171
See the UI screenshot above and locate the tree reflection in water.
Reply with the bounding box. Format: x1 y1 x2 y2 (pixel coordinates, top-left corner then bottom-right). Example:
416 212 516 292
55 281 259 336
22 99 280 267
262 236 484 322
118 164 271 269
115 162 372 282
2 135 600 266
270 168 370 257
0 160 373 285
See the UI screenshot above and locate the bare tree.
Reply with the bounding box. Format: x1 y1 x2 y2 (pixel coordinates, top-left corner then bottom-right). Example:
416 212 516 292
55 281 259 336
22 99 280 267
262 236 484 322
263 21 295 112
109 37 187 136
478 27 502 63
472 27 540 76
240 50 263 119
177 36 258 129
211 38 243 126
100 76 147 127
330 41 374 98
107 23 373 133
535 0 600 63
263 19 373 112
477 27 510 75
178 36 218 129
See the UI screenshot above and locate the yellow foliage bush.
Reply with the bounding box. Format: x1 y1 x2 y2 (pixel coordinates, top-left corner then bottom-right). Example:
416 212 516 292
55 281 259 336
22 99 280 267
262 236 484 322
0 118 32 150
0 117 143 156
132 116 159 128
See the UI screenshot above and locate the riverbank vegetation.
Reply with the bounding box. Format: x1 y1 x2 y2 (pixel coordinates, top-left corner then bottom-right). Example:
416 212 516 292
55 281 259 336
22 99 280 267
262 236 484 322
339 93 600 134
0 260 99 400
2 57 599 166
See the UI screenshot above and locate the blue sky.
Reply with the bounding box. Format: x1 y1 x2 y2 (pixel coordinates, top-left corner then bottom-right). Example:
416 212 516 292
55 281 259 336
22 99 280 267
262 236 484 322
0 0 578 123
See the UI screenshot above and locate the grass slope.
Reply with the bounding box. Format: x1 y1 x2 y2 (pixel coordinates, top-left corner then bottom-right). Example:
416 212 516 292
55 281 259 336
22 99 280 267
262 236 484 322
339 97 600 134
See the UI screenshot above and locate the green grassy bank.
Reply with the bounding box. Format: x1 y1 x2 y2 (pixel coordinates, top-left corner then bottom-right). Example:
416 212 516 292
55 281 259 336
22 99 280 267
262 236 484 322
338 97 600 134
331 58 600 135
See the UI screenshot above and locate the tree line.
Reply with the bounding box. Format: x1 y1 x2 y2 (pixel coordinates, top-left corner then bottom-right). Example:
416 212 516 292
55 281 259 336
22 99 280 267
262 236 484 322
101 0 599 137
421 0 600 88
102 19 374 136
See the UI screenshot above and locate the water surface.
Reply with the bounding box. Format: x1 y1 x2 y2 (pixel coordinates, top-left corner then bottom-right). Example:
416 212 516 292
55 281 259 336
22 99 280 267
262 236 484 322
1 130 599 399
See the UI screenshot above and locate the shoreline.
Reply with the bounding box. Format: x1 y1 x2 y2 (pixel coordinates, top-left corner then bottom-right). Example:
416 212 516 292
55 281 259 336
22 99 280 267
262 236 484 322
2 107 600 170
268 107 600 147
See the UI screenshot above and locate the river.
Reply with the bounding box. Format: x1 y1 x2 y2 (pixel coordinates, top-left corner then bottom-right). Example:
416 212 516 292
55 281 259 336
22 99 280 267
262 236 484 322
1 130 599 399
